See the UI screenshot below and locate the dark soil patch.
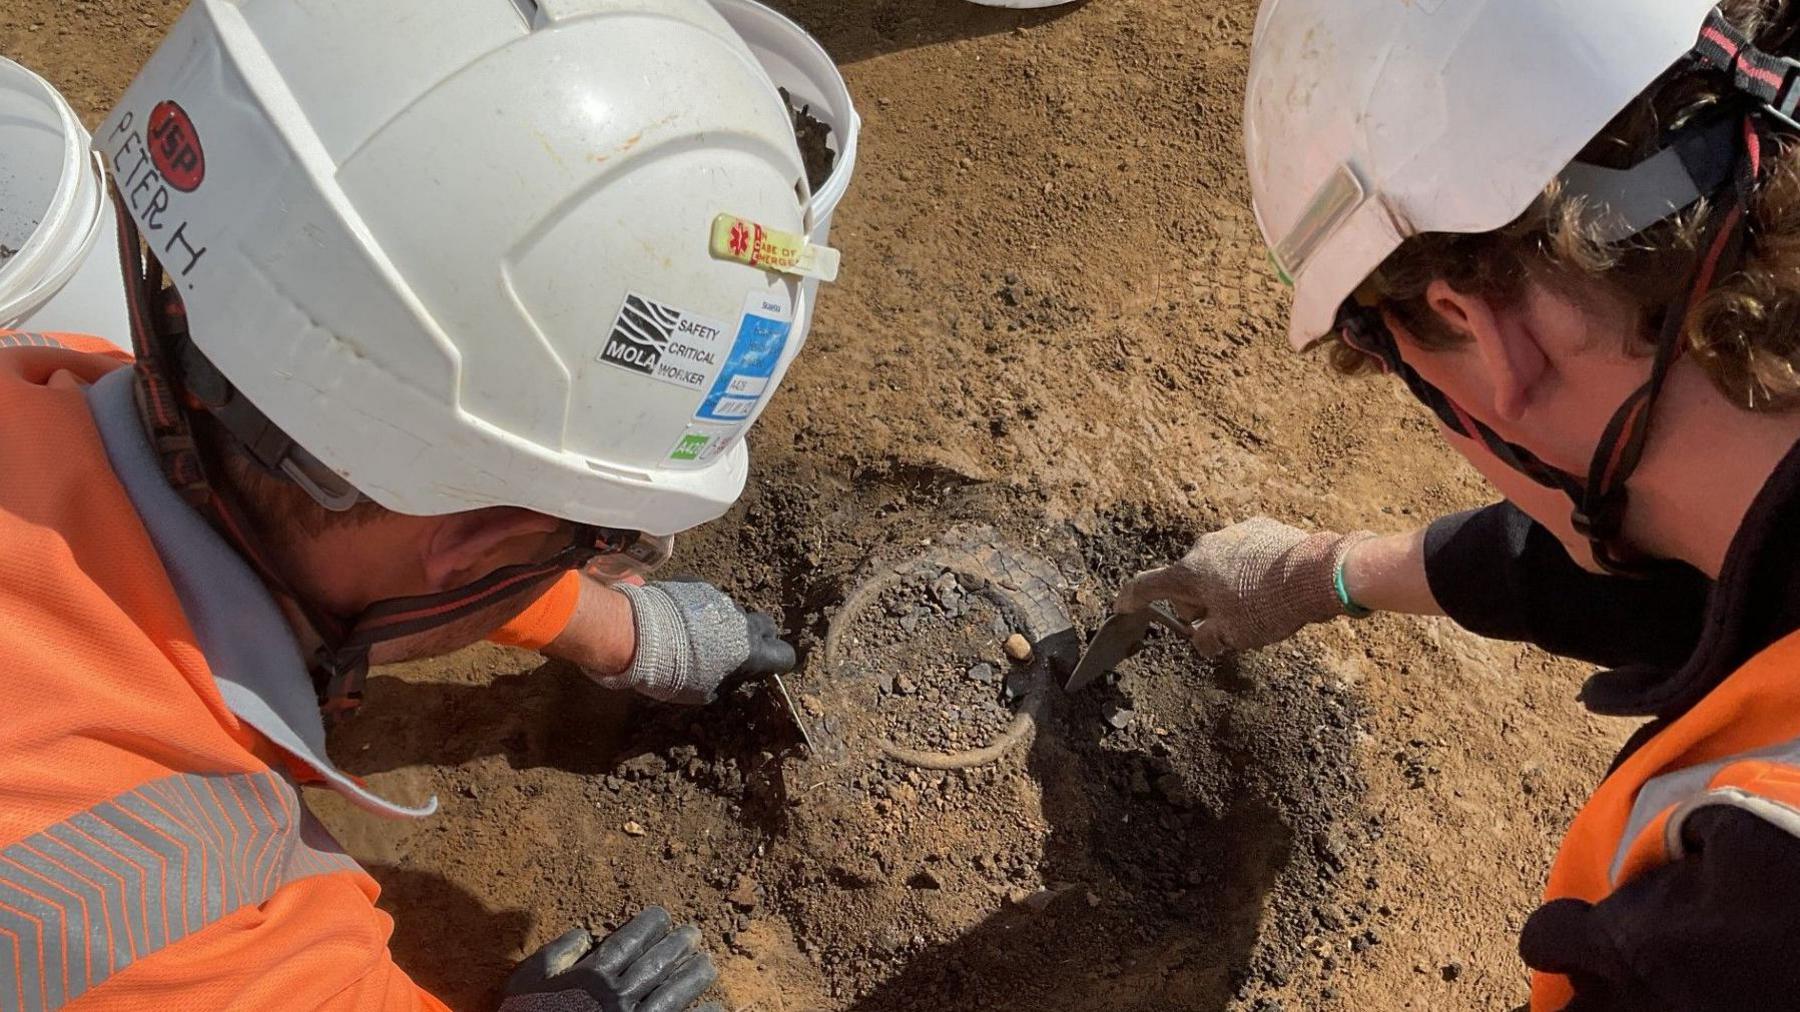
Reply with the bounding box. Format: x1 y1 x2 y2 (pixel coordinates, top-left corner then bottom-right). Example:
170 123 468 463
836 581 1019 755
326 473 1373 1011
782 86 836 194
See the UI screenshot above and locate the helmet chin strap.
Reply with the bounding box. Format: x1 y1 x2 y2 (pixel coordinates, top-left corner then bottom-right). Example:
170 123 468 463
110 184 603 714
1342 9 1784 576
1342 146 1752 576
1563 8 1782 573
1564 124 1758 575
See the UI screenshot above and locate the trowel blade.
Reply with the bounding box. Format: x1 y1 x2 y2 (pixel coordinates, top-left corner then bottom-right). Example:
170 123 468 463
1064 609 1156 693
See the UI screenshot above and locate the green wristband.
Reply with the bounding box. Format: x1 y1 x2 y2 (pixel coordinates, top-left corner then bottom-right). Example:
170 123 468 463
1334 556 1373 619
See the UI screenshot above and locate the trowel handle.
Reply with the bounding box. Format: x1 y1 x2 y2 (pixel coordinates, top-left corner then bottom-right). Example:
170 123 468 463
1144 602 1189 634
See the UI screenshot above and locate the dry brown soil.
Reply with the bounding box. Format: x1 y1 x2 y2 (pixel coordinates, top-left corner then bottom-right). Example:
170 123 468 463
3 1 1640 1009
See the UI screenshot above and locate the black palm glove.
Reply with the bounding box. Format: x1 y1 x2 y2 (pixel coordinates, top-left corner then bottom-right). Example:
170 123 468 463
598 579 796 704
500 907 723 1012
737 610 797 679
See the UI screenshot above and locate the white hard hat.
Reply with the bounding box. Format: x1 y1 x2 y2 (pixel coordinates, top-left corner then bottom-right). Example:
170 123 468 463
99 0 820 536
1245 0 1721 350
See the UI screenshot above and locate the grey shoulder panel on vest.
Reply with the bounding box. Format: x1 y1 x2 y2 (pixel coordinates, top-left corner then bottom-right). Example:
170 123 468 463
84 367 435 820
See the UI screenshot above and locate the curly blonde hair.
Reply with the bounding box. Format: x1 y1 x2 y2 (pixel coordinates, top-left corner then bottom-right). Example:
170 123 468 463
1335 0 1800 412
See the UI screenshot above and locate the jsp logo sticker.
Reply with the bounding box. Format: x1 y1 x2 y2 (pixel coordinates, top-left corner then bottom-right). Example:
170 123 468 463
147 101 205 192
105 106 209 277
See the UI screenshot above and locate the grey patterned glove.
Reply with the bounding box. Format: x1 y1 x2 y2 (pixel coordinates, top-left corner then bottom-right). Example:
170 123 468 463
1116 517 1375 656
500 907 722 1012
595 581 795 704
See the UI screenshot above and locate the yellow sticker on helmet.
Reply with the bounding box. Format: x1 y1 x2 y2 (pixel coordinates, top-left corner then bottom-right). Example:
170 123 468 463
710 214 840 282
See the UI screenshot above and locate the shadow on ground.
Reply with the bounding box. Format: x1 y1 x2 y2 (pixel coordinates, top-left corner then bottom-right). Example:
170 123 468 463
763 0 1089 65
368 866 535 1004
835 669 1296 1012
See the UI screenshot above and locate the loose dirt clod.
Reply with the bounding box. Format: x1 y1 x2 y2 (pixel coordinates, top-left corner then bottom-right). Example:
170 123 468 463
780 87 835 194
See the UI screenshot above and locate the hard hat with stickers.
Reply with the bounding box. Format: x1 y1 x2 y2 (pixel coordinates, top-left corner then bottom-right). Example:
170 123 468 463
100 0 836 537
1244 0 1721 350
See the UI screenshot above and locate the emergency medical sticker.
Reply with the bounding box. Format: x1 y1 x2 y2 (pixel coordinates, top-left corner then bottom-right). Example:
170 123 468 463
710 214 840 282
695 290 795 423
598 293 732 393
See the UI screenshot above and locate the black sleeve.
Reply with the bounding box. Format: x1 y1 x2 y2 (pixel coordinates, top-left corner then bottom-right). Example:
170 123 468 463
1518 806 1800 1012
1422 502 1711 670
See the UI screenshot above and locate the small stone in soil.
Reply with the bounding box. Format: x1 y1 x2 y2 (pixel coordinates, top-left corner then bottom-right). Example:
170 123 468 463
967 662 996 683
1154 773 1195 809
729 874 759 911
617 753 667 780
1441 962 1464 982
622 821 647 837
1128 766 1152 796
1004 634 1033 661
1101 701 1135 730
893 674 916 696
907 869 942 890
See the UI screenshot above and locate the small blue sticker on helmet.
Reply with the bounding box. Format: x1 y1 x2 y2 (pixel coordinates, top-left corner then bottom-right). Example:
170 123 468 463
695 291 793 423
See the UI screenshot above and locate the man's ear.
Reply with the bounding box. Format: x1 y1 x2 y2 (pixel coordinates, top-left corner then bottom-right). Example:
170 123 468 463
421 508 563 590
1425 278 1548 423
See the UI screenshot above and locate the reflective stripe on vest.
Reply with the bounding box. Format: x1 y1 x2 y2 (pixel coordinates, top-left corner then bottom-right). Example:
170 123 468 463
0 333 67 350
0 769 357 1012
1609 732 1800 887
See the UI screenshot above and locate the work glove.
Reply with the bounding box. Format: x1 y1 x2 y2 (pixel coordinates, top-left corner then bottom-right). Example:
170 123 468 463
500 907 724 1012
1115 517 1374 656
596 581 796 704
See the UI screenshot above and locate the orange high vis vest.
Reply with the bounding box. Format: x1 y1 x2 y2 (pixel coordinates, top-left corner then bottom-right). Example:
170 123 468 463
0 333 451 1011
1532 626 1800 1010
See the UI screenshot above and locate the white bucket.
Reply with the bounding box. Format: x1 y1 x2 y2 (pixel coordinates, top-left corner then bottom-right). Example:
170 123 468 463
710 0 860 343
0 56 130 340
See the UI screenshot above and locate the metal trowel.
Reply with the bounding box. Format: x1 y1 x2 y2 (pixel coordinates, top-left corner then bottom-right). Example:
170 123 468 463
1063 602 1189 693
